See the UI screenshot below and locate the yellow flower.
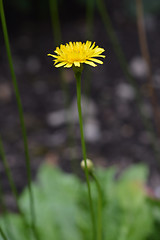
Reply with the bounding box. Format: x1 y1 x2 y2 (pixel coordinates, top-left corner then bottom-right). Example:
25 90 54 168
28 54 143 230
48 41 105 68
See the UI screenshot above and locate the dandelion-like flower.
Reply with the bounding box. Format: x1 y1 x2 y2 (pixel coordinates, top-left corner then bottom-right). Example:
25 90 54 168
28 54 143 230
48 41 105 68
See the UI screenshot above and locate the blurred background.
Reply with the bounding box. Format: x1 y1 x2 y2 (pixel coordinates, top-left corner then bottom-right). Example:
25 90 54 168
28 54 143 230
1 0 160 208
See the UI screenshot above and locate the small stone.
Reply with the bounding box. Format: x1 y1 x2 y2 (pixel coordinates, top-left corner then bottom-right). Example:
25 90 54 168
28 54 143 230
84 118 101 142
46 110 66 127
116 83 135 101
129 57 148 78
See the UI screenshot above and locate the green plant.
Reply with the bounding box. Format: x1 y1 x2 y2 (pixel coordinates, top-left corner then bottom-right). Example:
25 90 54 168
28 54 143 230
48 40 105 240
0 163 160 240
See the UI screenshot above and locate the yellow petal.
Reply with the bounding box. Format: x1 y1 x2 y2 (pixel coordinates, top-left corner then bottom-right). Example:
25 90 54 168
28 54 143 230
91 53 105 58
88 58 103 64
84 61 97 67
64 63 73 68
48 41 105 69
55 62 67 68
74 61 80 67
48 54 58 58
86 41 92 48
90 42 96 49
94 48 105 54
54 47 61 55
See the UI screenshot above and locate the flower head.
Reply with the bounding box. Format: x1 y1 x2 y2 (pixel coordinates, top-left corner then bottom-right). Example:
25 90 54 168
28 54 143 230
48 41 105 68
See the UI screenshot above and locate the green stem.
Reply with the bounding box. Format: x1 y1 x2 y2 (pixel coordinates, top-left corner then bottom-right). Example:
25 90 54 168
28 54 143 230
74 70 96 239
0 226 8 240
0 1 38 239
91 172 102 240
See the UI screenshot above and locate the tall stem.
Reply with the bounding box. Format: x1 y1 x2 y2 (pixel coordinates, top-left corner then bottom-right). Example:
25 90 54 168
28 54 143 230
75 70 96 239
91 172 102 240
0 1 38 239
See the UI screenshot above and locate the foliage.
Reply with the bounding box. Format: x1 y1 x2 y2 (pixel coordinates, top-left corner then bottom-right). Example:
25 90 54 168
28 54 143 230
0 164 160 240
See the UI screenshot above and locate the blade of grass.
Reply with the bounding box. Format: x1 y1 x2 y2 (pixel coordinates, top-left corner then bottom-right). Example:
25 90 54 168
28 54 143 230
0 1 39 239
96 0 160 163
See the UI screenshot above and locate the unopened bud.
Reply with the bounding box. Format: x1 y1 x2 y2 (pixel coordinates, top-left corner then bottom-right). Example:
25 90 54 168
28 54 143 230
80 159 94 172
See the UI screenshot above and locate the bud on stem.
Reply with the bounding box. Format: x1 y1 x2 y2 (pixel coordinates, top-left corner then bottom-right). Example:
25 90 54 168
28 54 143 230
80 159 94 173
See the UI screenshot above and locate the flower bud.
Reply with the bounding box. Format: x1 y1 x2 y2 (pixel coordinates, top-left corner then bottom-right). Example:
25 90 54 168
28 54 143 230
80 159 94 172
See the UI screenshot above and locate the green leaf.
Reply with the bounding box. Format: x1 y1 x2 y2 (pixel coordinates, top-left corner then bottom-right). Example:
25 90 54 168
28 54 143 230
0 163 159 240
